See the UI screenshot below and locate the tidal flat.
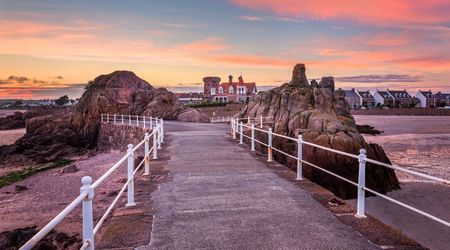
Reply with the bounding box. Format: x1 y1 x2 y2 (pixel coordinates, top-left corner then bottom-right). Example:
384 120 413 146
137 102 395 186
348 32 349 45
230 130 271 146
353 115 450 250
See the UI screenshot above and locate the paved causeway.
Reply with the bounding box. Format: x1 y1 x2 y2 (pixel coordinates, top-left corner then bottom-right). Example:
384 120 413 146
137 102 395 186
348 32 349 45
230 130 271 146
138 121 376 249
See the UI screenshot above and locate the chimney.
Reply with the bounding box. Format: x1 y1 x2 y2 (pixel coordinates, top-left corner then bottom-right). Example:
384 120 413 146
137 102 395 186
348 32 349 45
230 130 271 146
228 75 233 83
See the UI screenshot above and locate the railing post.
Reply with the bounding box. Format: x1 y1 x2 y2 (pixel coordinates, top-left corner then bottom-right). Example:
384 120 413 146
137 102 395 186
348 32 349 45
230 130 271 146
247 116 250 124
143 115 146 128
268 128 273 162
126 144 136 207
230 118 234 135
101 113 103 122
297 135 303 180
128 114 131 125
356 149 367 218
160 119 164 143
113 114 116 124
150 116 153 128
152 129 158 159
239 122 243 144
80 176 94 250
144 133 150 175
121 114 124 124
157 122 162 150
232 119 236 139
251 123 255 151
260 115 263 128
136 115 139 126
107 113 109 123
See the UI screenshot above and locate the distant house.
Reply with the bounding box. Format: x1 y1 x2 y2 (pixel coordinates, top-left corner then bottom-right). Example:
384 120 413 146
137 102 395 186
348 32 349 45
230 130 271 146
435 92 450 107
415 90 436 108
176 92 203 105
373 90 394 107
343 89 360 109
356 89 375 108
39 100 55 106
387 89 414 107
203 75 257 103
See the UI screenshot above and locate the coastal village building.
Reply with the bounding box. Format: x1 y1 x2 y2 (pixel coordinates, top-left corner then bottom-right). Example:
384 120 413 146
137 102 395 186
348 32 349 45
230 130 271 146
415 90 436 108
343 89 376 109
373 90 394 107
387 89 414 107
203 75 257 103
343 89 360 109
357 90 376 108
436 92 450 106
373 89 414 107
175 92 202 105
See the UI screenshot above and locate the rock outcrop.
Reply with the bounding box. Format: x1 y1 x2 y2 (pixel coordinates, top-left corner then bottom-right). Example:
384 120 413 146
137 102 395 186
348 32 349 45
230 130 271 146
290 63 310 87
237 63 399 199
0 70 206 167
71 70 187 147
177 109 211 123
0 112 25 130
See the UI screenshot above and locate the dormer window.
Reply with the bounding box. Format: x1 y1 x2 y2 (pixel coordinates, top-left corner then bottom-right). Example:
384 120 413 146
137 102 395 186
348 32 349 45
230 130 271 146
229 86 234 94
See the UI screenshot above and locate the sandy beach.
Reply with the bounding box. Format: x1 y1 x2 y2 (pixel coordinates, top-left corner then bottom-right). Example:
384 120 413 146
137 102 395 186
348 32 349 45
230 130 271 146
0 128 26 146
353 115 450 250
0 151 128 235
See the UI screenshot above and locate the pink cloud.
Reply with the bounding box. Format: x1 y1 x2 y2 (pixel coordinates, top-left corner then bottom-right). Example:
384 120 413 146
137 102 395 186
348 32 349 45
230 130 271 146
230 0 450 25
239 15 263 21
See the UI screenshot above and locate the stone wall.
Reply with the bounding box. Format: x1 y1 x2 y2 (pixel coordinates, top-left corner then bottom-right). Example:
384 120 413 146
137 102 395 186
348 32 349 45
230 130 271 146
98 123 153 155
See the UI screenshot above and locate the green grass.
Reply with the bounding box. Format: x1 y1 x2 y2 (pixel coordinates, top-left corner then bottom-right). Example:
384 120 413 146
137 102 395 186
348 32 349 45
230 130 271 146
0 159 73 188
186 102 228 108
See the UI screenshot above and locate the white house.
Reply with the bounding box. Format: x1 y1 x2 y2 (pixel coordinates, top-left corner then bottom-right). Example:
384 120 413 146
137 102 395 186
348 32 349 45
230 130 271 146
415 90 436 108
373 90 394 107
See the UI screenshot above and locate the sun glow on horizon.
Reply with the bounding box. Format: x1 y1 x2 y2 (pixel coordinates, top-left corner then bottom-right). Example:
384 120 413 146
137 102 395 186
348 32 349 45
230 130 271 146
0 0 449 99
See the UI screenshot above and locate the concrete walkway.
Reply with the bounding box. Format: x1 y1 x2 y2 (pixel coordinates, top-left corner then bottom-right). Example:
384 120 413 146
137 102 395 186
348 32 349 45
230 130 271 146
138 121 377 250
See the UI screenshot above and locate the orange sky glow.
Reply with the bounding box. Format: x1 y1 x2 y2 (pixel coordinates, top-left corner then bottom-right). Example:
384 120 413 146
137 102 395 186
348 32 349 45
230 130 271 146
0 0 449 99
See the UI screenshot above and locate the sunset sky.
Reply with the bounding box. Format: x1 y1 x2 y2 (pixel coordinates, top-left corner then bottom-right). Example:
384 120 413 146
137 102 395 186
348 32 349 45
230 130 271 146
1 0 450 99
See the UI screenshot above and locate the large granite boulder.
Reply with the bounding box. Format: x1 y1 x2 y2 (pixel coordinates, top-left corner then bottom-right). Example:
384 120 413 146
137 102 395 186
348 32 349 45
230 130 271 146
177 109 211 123
71 70 187 147
0 70 205 167
237 64 399 199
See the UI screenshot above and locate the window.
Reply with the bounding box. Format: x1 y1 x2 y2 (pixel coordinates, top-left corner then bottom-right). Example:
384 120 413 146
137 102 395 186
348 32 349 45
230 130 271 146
229 86 234 93
210 88 216 95
219 87 223 94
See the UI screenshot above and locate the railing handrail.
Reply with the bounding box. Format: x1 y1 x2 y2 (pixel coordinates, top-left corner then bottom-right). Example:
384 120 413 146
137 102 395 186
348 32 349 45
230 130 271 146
20 114 165 250
239 121 449 183
231 118 450 228
211 115 273 124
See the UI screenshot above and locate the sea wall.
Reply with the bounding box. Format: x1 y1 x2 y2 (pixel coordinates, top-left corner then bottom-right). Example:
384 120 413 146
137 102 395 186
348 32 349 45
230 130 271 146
98 123 152 154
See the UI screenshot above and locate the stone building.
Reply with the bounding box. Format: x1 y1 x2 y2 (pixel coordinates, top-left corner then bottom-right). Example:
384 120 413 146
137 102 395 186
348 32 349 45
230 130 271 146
203 75 257 103
436 92 450 106
343 89 360 109
387 89 414 107
343 88 375 109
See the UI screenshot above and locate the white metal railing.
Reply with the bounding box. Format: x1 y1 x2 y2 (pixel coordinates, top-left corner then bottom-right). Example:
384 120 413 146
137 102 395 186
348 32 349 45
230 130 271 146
212 115 273 128
20 114 164 250
230 118 450 227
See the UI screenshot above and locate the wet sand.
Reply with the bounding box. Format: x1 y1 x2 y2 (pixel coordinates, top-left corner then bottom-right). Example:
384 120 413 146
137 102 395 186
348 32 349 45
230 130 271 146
0 128 26 146
353 115 450 250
